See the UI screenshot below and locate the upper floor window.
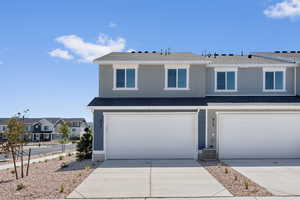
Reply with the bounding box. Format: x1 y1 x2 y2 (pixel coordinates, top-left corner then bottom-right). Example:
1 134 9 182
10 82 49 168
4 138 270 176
215 68 237 92
44 126 50 131
263 68 286 92
165 65 189 90
113 64 138 90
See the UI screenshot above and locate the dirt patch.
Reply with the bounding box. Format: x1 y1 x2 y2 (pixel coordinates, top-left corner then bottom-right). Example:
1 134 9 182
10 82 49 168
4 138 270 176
202 161 272 196
0 154 101 200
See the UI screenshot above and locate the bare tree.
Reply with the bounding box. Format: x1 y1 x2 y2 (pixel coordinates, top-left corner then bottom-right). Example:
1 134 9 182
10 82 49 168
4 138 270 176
58 122 70 152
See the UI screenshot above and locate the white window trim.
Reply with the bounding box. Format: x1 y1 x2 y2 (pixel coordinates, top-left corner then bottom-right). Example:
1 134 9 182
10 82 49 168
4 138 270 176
164 64 190 90
214 68 238 92
113 64 138 90
263 67 286 92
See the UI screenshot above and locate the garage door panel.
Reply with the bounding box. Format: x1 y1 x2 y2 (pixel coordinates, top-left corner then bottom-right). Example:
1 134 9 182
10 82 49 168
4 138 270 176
105 113 196 159
219 112 300 159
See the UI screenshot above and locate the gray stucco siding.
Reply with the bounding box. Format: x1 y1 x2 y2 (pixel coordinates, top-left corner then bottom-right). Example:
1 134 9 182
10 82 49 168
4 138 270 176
93 110 104 151
206 67 295 96
93 109 206 152
99 64 206 97
296 66 300 95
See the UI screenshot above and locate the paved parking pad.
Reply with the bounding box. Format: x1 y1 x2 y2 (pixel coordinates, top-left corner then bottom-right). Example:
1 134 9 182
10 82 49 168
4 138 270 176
68 160 232 198
224 159 300 196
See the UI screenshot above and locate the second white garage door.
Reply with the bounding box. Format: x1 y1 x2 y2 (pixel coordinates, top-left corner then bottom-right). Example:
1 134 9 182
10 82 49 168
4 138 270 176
104 112 197 159
218 112 300 159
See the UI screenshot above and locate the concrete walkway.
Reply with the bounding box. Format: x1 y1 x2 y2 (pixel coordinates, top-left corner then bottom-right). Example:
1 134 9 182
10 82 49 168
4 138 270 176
0 153 67 170
61 196 300 200
224 159 300 196
68 160 232 199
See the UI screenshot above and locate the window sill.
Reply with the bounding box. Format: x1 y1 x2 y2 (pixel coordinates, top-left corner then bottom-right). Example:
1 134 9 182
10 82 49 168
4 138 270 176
113 88 138 91
164 88 190 91
263 89 286 92
214 89 238 92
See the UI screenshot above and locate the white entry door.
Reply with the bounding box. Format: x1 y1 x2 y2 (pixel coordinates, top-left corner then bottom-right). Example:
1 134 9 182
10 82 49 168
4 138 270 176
218 112 300 159
104 112 197 159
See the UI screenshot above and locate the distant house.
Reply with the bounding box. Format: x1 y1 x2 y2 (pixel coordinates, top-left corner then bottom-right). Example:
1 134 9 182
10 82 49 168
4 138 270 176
0 118 88 142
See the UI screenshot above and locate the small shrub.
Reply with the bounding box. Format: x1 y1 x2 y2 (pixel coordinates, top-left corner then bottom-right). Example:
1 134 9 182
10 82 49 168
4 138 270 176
59 184 64 193
16 183 25 191
76 128 93 160
44 159 48 163
244 180 249 190
78 173 82 177
68 152 72 157
85 166 91 171
59 155 64 160
60 162 69 168
224 168 228 174
10 170 15 174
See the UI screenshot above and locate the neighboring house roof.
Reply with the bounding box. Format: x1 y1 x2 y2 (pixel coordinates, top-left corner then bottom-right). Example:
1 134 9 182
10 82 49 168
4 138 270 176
253 51 300 63
88 96 300 107
93 52 211 64
0 118 86 126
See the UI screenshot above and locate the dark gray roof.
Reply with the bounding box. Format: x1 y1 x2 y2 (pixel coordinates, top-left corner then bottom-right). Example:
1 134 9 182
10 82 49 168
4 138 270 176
88 96 300 107
0 118 86 126
94 52 210 64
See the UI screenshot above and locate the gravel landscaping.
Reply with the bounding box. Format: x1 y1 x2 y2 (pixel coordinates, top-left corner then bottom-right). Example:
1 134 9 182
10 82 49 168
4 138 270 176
202 161 273 196
0 149 74 166
0 154 100 200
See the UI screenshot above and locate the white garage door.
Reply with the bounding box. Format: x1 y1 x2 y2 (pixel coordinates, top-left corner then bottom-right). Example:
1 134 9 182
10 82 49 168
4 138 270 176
104 112 197 159
218 112 300 159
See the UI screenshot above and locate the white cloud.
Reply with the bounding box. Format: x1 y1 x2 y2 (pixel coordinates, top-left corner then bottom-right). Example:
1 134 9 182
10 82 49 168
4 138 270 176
108 22 117 28
53 34 126 62
49 48 74 60
264 0 300 18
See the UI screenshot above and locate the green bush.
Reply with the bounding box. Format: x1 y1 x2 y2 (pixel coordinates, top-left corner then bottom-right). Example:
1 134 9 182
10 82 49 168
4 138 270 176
76 128 93 161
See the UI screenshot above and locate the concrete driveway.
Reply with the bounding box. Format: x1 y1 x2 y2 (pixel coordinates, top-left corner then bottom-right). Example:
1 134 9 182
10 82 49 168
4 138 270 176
224 159 300 196
68 160 232 198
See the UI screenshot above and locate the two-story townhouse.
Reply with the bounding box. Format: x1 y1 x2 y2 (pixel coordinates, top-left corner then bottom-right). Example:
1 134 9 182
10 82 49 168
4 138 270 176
55 118 88 139
88 51 300 161
0 117 88 141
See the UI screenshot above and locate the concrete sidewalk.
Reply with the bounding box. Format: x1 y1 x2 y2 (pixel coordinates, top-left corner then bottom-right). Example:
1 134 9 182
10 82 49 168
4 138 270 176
68 160 232 199
0 153 67 170
54 196 300 200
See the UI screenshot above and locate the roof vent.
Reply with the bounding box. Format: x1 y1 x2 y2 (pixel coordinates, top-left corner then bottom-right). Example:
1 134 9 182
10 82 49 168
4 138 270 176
131 51 135 53
290 51 296 53
152 51 156 53
221 54 227 56
282 51 288 53
274 51 280 53
144 51 148 53
229 53 234 56
138 51 142 53
214 53 218 58
248 54 252 58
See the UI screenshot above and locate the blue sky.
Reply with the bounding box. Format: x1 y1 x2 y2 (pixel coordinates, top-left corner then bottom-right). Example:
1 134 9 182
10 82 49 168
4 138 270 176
1 0 300 121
